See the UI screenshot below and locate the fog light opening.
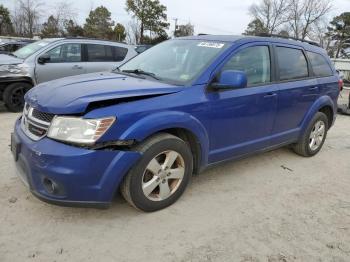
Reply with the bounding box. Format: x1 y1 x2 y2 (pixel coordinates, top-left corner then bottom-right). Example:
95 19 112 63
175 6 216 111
43 178 57 194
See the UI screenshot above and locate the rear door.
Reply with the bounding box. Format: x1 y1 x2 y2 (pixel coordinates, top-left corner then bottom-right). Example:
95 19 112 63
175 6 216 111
35 43 86 84
83 44 129 73
271 45 319 143
306 51 339 107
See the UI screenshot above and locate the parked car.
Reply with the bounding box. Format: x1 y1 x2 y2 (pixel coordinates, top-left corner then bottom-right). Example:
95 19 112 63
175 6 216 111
11 35 340 211
0 40 35 55
0 38 138 112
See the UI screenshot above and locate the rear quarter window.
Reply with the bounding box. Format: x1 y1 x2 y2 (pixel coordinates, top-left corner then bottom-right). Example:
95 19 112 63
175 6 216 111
307 51 333 77
276 47 309 81
113 46 128 61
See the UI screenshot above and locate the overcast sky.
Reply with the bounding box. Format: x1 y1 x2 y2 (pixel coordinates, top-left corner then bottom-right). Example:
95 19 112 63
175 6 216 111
1 0 350 35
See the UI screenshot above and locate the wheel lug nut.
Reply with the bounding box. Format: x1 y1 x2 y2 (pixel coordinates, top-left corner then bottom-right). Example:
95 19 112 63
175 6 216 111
162 179 166 183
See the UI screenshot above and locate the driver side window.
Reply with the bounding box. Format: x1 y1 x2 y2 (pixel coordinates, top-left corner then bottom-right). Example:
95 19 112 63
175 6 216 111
222 46 271 86
44 44 82 63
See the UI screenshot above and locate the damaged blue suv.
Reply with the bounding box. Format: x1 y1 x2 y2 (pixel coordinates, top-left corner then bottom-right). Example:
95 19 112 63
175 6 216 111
11 35 340 211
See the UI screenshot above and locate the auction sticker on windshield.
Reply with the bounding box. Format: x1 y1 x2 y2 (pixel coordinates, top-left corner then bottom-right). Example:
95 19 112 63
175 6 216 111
198 42 225 48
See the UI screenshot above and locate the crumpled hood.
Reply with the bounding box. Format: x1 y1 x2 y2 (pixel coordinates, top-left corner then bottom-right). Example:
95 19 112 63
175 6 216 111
0 54 23 65
25 72 184 114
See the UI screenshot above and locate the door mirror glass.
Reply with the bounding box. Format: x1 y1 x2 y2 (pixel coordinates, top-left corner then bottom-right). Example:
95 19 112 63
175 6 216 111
212 70 248 89
38 53 50 64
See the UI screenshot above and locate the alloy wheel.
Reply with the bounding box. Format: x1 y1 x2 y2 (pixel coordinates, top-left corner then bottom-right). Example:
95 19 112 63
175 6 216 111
309 120 326 151
142 150 185 201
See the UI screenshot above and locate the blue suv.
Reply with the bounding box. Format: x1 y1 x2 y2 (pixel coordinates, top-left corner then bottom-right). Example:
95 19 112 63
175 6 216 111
11 35 340 211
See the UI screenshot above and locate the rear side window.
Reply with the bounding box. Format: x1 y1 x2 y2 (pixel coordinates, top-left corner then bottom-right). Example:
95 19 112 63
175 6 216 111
222 46 271 86
307 51 333 77
276 47 308 81
113 46 128 61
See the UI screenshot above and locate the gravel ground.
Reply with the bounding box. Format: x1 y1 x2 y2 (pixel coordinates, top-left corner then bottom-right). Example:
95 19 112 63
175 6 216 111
0 91 350 262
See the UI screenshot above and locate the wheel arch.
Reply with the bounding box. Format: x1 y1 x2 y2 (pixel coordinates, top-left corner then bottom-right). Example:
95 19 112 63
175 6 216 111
0 77 34 99
121 111 210 170
0 77 34 86
300 96 336 133
318 105 334 129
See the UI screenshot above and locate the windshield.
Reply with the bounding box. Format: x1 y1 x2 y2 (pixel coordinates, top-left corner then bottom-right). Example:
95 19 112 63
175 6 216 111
13 39 54 59
119 39 229 85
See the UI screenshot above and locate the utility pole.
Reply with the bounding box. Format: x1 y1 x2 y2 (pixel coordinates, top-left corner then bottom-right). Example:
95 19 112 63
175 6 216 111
173 18 178 37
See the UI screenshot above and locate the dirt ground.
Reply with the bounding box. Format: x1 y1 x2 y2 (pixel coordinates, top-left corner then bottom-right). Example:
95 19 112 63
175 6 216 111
0 91 350 262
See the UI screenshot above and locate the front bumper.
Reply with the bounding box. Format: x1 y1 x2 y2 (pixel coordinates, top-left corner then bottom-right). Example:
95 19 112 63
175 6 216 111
12 118 141 208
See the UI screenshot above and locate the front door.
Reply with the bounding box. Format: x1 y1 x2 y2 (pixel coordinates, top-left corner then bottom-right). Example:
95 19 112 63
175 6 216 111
35 43 86 84
207 44 278 163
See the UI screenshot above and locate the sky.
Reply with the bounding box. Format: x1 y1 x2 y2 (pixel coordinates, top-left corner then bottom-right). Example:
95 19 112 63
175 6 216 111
1 0 350 36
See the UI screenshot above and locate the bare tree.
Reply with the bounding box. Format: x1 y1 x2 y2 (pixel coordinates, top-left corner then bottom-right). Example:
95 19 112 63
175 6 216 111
287 0 332 40
48 1 76 34
126 19 140 44
249 0 290 34
308 18 330 47
247 0 332 41
43 0 76 36
12 0 43 37
11 7 26 36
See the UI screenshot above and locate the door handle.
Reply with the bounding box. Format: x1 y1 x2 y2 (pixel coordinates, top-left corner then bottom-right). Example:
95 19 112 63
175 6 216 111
72 65 83 69
309 86 319 90
263 92 277 98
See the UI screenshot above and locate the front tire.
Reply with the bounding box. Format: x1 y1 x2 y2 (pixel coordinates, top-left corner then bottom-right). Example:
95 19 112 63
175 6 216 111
3 82 32 112
292 112 328 157
121 133 193 212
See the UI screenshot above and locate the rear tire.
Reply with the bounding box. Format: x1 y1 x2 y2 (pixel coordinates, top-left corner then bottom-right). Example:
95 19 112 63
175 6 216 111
3 82 32 112
292 112 328 157
121 133 193 212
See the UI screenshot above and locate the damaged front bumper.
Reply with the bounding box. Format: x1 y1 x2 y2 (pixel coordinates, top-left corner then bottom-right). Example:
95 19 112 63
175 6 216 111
11 118 142 208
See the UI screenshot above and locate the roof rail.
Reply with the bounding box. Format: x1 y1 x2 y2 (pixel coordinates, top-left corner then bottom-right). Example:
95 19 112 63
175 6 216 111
257 33 321 47
43 37 128 45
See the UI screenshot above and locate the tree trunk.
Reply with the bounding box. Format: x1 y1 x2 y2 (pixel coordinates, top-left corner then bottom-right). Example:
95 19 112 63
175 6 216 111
336 32 345 58
140 22 144 44
336 41 342 58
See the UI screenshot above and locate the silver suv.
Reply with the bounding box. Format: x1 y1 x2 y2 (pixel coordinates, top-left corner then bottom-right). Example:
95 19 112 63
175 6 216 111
0 38 137 112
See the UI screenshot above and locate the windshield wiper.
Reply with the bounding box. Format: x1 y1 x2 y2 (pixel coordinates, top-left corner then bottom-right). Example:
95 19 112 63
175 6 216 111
122 69 161 80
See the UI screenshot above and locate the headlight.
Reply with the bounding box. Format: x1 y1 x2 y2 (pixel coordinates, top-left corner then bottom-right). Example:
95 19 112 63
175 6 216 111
0 64 22 74
47 116 115 145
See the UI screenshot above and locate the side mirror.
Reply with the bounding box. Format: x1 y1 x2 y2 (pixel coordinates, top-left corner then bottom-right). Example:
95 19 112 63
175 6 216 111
38 54 50 64
211 70 248 90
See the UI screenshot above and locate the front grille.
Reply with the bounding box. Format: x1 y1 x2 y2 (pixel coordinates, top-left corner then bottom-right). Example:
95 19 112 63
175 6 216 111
32 109 55 123
28 122 47 137
21 104 54 141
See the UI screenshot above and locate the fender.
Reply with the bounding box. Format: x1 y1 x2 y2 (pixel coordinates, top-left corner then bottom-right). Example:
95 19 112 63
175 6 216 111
300 95 335 135
120 111 210 167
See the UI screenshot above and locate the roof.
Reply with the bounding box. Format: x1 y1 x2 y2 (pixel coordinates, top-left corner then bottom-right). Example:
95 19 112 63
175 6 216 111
178 35 244 42
178 35 325 52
